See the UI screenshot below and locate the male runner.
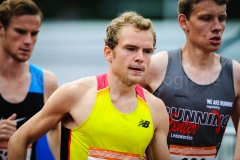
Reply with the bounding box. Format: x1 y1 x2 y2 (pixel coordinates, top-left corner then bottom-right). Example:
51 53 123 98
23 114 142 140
8 11 170 160
0 0 60 159
140 0 240 159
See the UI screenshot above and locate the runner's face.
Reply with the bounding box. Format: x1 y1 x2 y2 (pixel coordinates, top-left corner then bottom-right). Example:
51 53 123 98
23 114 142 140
0 15 41 62
110 25 154 85
185 0 227 52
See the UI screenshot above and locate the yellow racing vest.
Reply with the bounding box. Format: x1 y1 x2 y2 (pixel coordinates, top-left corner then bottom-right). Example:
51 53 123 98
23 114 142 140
60 73 154 159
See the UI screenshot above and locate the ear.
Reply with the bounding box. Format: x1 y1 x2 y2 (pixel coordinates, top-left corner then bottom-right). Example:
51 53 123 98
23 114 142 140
103 45 113 62
178 14 189 31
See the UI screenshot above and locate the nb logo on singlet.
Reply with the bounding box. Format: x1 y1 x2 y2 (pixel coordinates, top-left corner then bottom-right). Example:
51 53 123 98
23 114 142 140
138 119 150 128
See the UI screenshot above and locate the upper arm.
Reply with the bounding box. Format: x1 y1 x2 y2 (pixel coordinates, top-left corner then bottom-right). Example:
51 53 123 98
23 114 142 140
145 92 170 160
12 82 83 145
231 60 240 131
43 70 58 103
139 51 168 93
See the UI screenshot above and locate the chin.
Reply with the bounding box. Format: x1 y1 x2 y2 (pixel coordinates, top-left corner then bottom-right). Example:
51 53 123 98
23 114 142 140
130 77 143 85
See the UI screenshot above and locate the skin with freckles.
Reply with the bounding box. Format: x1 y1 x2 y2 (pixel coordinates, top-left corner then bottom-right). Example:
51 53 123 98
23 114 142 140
185 0 227 53
140 0 240 159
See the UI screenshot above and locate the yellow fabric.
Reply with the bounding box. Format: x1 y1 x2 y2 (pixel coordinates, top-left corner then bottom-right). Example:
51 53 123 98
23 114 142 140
69 86 154 159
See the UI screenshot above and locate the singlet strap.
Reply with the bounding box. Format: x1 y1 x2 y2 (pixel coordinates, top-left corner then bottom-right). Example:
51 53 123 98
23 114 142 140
28 63 44 93
97 73 108 90
135 85 146 102
96 74 146 102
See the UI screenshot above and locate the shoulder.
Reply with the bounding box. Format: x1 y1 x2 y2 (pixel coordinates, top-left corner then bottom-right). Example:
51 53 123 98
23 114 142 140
60 76 96 95
149 51 168 73
232 60 240 92
144 89 169 131
232 60 240 81
43 70 58 87
143 88 168 128
139 51 168 92
143 89 165 111
42 70 58 102
28 63 58 88
49 76 97 107
232 59 240 73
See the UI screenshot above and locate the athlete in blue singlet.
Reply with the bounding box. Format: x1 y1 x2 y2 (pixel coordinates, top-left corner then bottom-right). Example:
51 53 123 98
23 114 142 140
0 0 59 159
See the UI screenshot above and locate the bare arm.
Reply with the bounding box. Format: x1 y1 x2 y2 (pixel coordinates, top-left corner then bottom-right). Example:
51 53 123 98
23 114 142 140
43 70 60 160
145 92 170 160
234 121 240 160
232 60 240 160
7 82 82 160
139 51 168 93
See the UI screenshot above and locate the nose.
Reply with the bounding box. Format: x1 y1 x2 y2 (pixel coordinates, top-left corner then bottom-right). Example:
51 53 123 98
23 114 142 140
135 51 144 63
23 33 33 45
212 18 223 33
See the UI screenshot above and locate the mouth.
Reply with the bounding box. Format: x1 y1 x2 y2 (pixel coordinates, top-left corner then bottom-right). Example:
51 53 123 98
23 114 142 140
129 67 145 72
19 48 30 53
210 36 221 41
209 36 221 45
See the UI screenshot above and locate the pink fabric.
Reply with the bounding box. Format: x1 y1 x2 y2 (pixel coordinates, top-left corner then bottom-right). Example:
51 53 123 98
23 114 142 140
96 74 146 102
135 85 146 102
97 73 108 90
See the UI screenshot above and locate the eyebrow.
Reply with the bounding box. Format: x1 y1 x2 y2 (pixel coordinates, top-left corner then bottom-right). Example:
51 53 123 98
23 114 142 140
125 44 155 50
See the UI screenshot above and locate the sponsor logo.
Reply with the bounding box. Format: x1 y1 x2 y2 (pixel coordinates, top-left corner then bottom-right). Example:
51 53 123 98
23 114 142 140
14 117 27 123
174 94 189 99
166 106 230 136
88 147 140 159
138 119 150 128
0 117 27 123
206 99 233 110
170 145 216 160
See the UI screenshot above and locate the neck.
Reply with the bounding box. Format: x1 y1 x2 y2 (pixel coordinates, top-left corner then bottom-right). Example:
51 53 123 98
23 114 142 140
0 59 28 81
181 45 216 69
107 71 136 98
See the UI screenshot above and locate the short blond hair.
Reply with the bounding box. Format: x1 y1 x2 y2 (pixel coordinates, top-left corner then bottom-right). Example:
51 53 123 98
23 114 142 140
104 11 156 50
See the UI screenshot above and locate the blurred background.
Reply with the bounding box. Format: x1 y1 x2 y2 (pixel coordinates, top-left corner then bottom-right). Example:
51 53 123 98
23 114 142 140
3 0 239 159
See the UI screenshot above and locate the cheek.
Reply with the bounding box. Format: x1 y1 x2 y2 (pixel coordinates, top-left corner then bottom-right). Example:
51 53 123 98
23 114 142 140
32 37 38 44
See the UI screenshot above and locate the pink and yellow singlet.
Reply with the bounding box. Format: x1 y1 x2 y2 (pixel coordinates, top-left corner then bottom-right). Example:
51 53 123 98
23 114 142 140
60 74 154 159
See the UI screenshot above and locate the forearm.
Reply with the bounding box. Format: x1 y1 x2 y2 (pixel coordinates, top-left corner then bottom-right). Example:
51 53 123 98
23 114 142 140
8 136 28 160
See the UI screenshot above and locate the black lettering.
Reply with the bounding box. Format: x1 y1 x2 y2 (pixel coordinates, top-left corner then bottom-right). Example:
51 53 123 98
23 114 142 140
142 121 150 128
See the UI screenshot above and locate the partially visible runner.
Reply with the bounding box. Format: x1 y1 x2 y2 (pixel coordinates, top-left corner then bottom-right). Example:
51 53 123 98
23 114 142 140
140 0 240 159
0 0 60 159
8 11 170 160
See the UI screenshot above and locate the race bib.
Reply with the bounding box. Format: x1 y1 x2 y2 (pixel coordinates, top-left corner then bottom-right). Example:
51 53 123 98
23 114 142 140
0 140 32 160
169 145 216 160
88 147 140 160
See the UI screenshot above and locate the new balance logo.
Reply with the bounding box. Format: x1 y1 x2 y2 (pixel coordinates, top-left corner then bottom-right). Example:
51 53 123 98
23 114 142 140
138 119 150 128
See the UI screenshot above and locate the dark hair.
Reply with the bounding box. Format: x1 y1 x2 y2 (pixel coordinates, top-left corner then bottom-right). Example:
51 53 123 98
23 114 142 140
178 0 230 19
0 0 43 28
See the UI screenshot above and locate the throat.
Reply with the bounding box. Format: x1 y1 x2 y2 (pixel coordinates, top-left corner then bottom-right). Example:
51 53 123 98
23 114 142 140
111 96 137 114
